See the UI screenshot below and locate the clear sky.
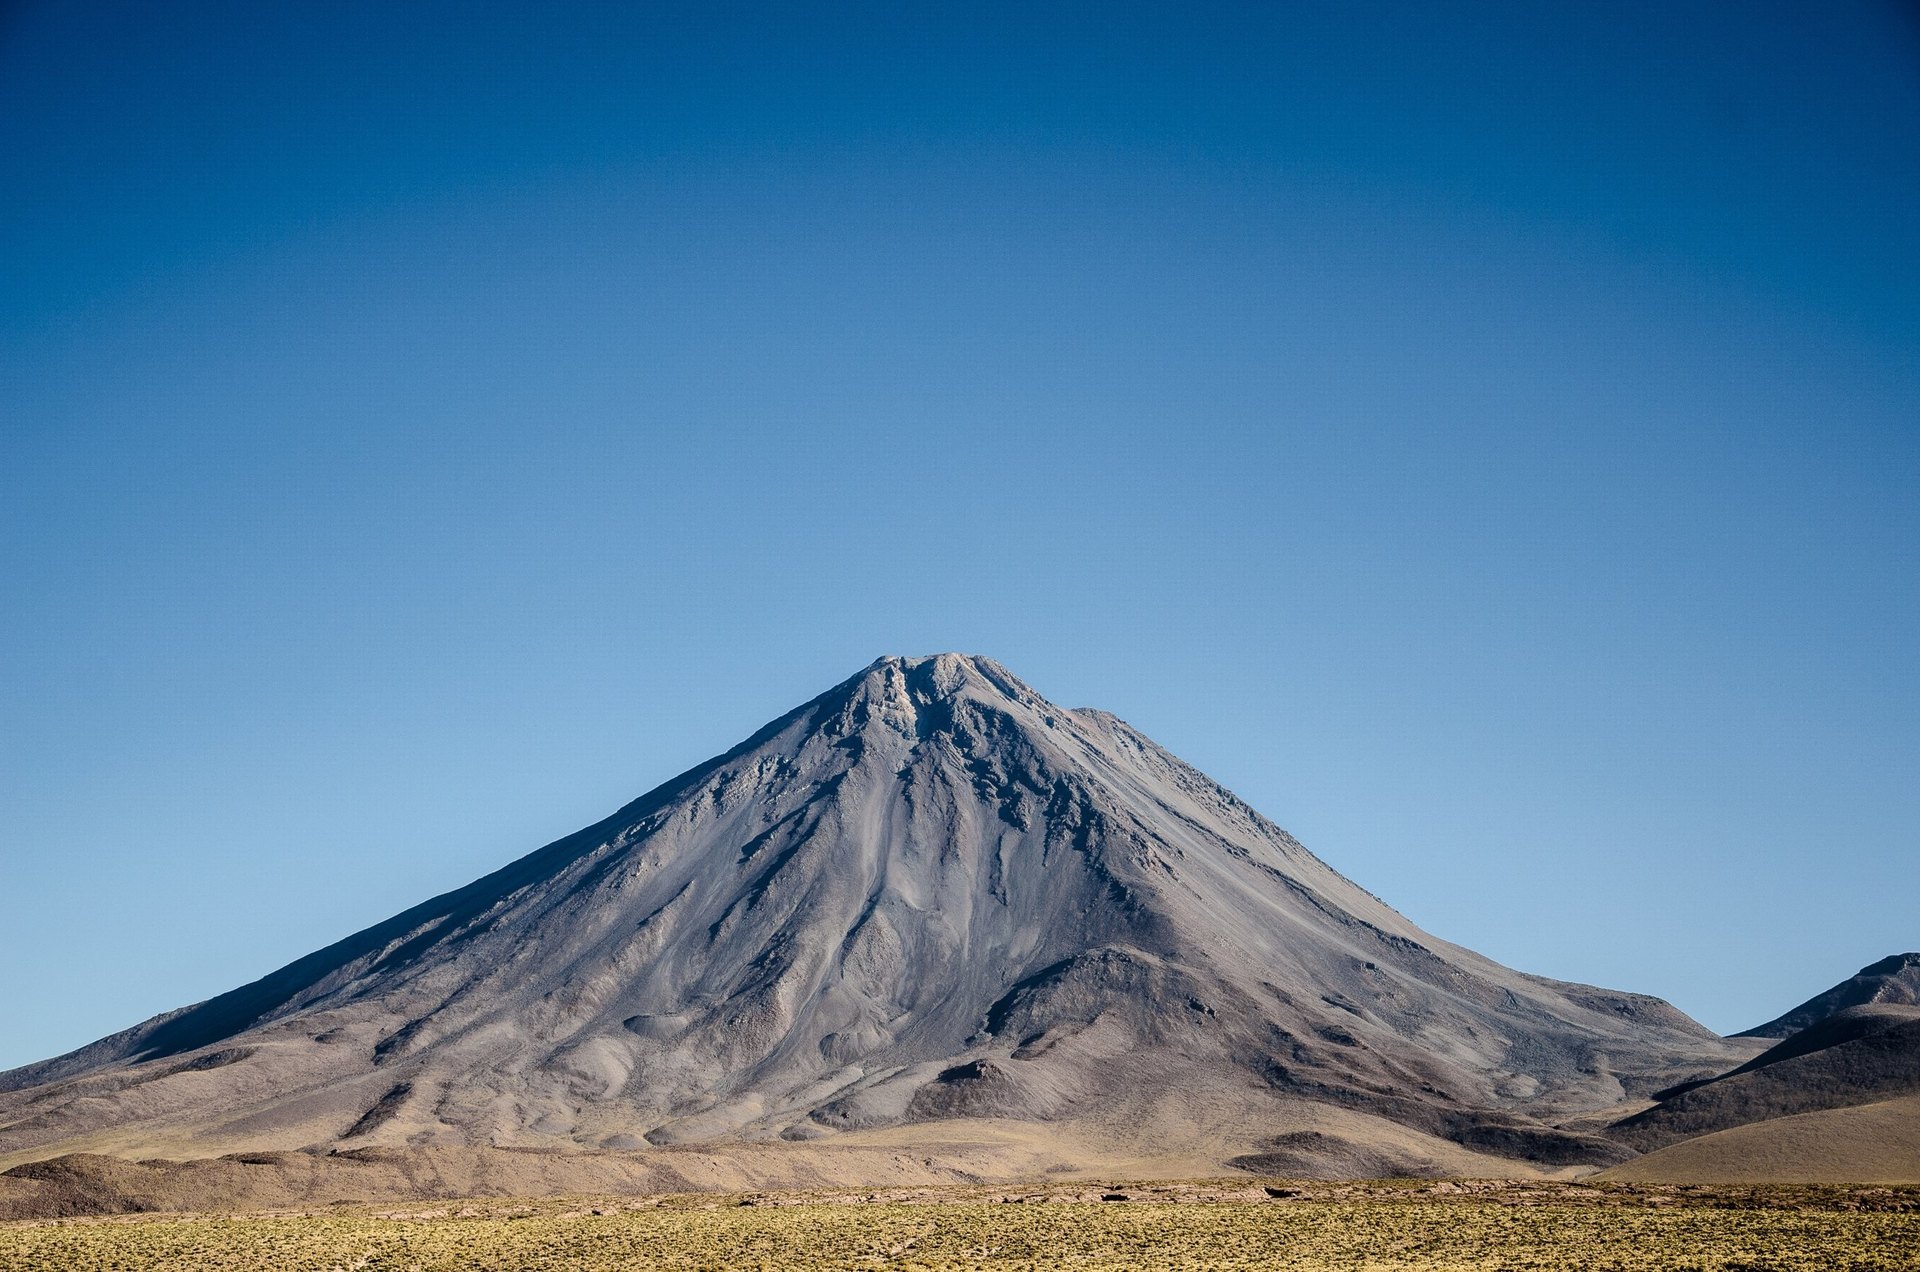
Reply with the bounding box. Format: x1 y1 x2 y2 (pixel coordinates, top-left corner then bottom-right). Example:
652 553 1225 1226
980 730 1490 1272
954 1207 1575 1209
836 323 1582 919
2 1 1916 1070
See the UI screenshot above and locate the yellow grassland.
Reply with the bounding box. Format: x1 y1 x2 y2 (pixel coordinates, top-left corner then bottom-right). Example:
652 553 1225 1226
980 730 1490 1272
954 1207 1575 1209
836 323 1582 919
3 1181 1916 1271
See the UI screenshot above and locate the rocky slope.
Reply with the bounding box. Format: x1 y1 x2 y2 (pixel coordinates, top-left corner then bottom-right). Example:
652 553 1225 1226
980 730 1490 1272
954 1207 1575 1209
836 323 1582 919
1737 953 1920 1039
0 655 1742 1173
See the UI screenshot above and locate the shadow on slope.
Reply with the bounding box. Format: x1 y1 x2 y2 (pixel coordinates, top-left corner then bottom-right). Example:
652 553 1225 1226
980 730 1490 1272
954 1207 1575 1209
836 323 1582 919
1613 1006 1920 1151
1737 953 1920 1040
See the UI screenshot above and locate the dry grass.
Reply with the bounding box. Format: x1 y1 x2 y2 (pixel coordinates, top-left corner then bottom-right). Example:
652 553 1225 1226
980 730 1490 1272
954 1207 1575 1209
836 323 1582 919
1602 1094 1920 1185
3 1181 1917 1271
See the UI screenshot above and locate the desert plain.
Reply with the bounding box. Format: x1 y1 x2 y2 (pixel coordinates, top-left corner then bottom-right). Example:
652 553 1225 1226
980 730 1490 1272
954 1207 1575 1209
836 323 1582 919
6 1178 1918 1272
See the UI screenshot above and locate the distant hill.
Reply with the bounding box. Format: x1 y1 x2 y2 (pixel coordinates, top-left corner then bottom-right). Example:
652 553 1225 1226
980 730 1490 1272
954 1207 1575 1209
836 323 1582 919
1737 953 1920 1039
1612 1005 1920 1152
1603 953 1920 1182
1601 1093 1920 1186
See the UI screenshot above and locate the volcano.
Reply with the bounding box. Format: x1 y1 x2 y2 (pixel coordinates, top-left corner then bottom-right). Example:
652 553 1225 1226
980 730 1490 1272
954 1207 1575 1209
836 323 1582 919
0 655 1744 1179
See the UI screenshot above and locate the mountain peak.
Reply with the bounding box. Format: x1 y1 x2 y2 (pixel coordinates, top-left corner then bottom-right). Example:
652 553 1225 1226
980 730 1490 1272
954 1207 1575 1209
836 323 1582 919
854 652 1034 704
819 653 1059 752
1736 952 1920 1039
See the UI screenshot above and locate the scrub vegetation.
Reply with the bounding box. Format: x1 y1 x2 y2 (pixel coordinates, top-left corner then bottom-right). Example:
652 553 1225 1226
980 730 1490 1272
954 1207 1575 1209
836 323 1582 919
3 1179 1915 1271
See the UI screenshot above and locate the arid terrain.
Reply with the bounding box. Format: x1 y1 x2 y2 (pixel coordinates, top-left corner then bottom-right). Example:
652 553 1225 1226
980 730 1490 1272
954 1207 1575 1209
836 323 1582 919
4 1179 1916 1271
3 657 1914 1229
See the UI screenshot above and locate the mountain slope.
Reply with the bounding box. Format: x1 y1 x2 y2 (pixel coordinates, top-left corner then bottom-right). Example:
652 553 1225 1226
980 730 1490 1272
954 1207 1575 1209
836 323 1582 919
1613 1006 1920 1152
1600 1093 1920 1185
1598 954 1920 1182
1737 953 1920 1039
0 655 1739 1172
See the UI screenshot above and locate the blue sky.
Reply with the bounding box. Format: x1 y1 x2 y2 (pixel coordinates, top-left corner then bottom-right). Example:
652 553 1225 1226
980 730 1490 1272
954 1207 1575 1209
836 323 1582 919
2 1 1916 1069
